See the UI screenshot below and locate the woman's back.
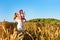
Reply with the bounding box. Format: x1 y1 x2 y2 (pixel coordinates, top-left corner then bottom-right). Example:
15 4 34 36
14 13 24 31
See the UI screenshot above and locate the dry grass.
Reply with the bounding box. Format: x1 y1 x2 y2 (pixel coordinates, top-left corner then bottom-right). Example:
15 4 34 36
0 25 34 40
0 21 60 40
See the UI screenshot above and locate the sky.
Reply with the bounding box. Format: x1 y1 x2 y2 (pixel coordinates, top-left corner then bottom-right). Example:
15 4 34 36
0 0 60 22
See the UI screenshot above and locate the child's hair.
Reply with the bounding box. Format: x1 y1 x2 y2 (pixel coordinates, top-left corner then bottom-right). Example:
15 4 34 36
19 9 23 14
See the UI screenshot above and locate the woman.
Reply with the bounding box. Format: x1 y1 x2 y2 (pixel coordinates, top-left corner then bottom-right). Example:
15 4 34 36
14 13 24 32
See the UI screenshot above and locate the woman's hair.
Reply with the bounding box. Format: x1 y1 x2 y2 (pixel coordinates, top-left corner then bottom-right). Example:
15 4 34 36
14 13 17 20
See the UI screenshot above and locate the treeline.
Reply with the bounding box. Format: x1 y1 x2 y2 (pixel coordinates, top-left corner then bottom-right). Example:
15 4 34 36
29 18 60 23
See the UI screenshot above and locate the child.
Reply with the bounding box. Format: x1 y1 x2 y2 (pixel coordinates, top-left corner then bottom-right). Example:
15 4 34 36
19 9 26 22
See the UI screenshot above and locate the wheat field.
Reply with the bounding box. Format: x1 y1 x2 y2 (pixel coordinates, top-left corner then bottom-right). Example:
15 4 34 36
0 18 60 40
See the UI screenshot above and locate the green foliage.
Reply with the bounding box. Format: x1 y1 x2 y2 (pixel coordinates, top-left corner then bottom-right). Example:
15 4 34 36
29 18 60 23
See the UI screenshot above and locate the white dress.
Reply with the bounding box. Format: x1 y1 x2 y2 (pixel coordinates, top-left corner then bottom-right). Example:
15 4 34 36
15 20 24 31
